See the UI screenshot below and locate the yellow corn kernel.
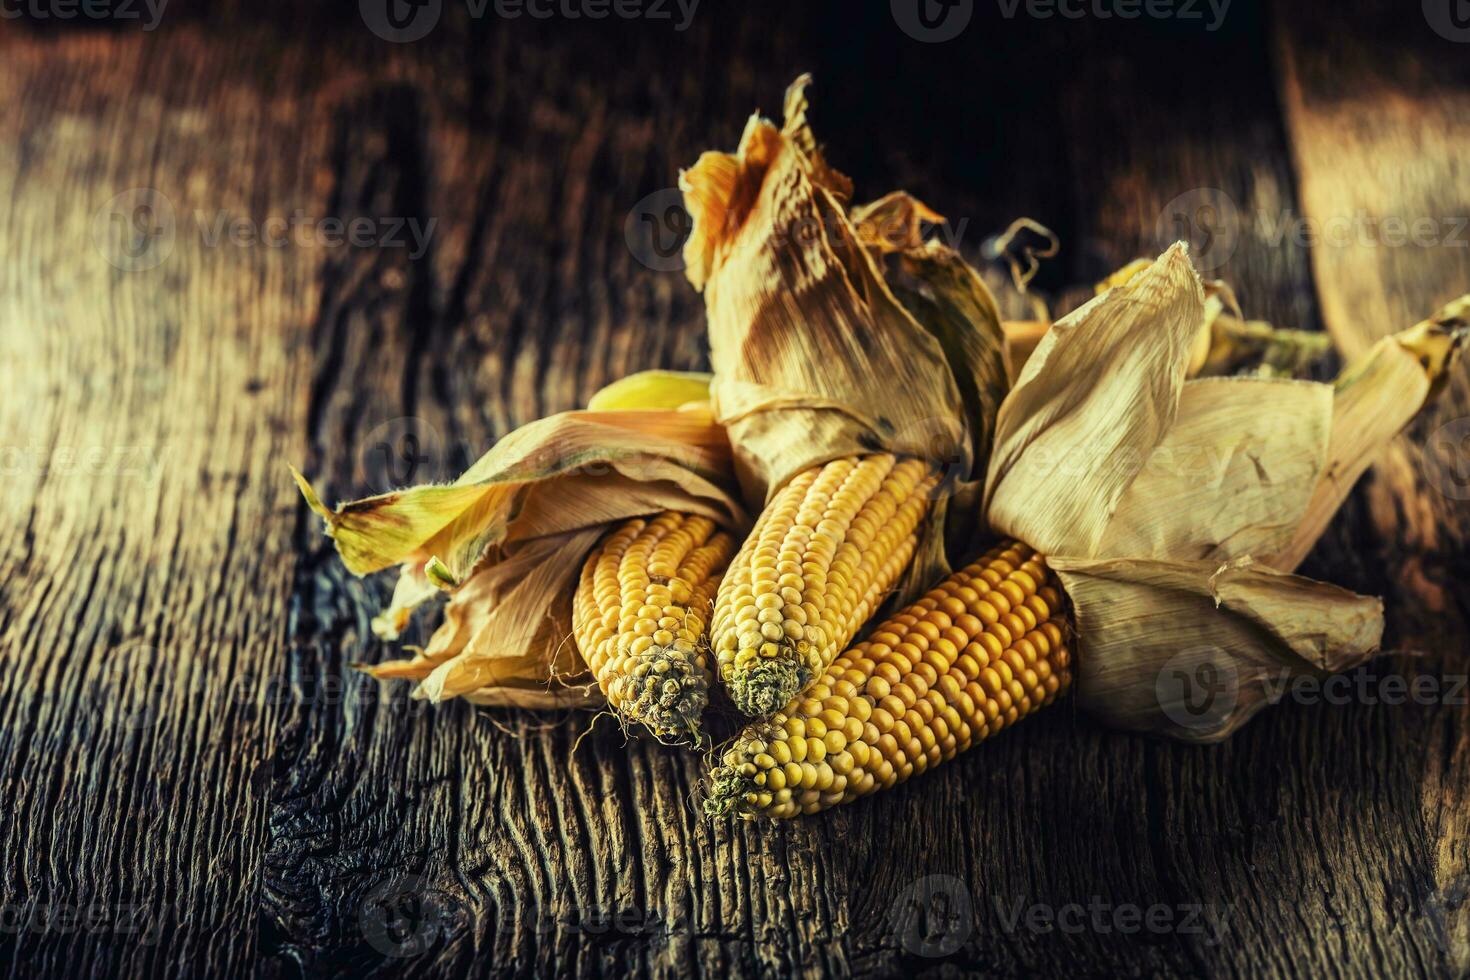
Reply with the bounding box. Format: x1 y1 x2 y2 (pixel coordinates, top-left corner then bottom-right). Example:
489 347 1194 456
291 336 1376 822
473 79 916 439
711 454 938 717
572 512 733 738
705 540 1072 819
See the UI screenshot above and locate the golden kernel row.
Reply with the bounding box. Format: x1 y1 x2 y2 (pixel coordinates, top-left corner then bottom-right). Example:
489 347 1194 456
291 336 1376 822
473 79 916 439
572 511 733 737
705 540 1072 818
711 454 939 717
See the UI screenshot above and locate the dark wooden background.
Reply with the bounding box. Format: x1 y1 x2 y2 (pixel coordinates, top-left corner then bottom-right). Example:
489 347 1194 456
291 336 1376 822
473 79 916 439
2 1 1469 976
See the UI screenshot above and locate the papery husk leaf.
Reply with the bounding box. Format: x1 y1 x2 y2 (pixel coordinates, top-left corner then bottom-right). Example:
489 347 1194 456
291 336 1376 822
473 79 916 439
777 76 854 205
681 76 1008 599
988 259 1461 743
1001 320 1051 377
1269 295 1470 571
1095 261 1333 379
883 233 1011 576
984 243 1204 558
417 528 602 706
298 402 745 710
1049 555 1383 742
1096 258 1218 375
849 190 1011 579
681 76 850 294
1097 377 1332 562
848 191 945 255
295 410 741 581
362 529 604 709
888 239 1011 460
684 127 967 498
372 561 440 641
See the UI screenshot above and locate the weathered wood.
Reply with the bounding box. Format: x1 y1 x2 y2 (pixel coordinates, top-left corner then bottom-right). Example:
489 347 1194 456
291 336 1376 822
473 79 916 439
0 25 334 978
1276 1 1470 973
0 4 1466 978
1020 9 1463 979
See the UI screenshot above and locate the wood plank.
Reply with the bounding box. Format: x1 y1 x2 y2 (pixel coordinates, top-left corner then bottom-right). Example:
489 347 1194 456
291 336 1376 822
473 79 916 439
0 28 333 979
1016 10 1457 978
1276 1 1470 972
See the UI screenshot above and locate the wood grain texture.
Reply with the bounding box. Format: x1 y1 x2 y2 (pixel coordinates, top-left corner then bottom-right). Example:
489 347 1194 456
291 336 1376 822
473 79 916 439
0 3 1466 978
0 24 333 978
1276 1 1470 973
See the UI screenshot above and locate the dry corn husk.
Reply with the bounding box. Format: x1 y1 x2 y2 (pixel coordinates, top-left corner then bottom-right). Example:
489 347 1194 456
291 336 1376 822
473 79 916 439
985 243 1468 741
680 75 1009 593
293 373 746 709
1101 259 1334 379
1002 262 1334 379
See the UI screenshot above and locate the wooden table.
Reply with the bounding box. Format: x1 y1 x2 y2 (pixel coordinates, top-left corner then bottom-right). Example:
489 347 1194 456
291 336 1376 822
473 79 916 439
2 2 1468 976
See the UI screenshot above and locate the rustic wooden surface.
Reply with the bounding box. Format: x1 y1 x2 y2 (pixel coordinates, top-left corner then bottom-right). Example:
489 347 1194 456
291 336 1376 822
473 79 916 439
1 2 1468 977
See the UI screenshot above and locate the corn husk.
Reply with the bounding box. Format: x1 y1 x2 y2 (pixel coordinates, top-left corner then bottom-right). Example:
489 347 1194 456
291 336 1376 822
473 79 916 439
984 244 1468 741
1047 555 1383 739
984 246 1203 558
294 373 747 708
680 75 1009 593
1273 298 1469 571
355 529 607 708
1094 259 1336 379
1002 263 1335 380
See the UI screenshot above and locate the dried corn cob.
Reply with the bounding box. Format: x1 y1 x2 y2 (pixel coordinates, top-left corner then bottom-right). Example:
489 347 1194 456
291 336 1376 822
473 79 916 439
573 511 734 738
711 454 940 718
706 540 1070 818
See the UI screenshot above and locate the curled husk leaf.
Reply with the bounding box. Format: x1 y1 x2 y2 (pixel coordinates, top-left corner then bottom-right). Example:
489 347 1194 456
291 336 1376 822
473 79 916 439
1002 262 1335 379
680 74 1010 594
1047 555 1383 739
1101 259 1334 379
293 372 746 708
985 244 1468 741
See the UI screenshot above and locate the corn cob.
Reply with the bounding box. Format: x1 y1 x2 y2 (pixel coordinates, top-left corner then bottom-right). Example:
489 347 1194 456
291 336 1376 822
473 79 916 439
573 511 734 738
711 454 940 718
706 540 1071 818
